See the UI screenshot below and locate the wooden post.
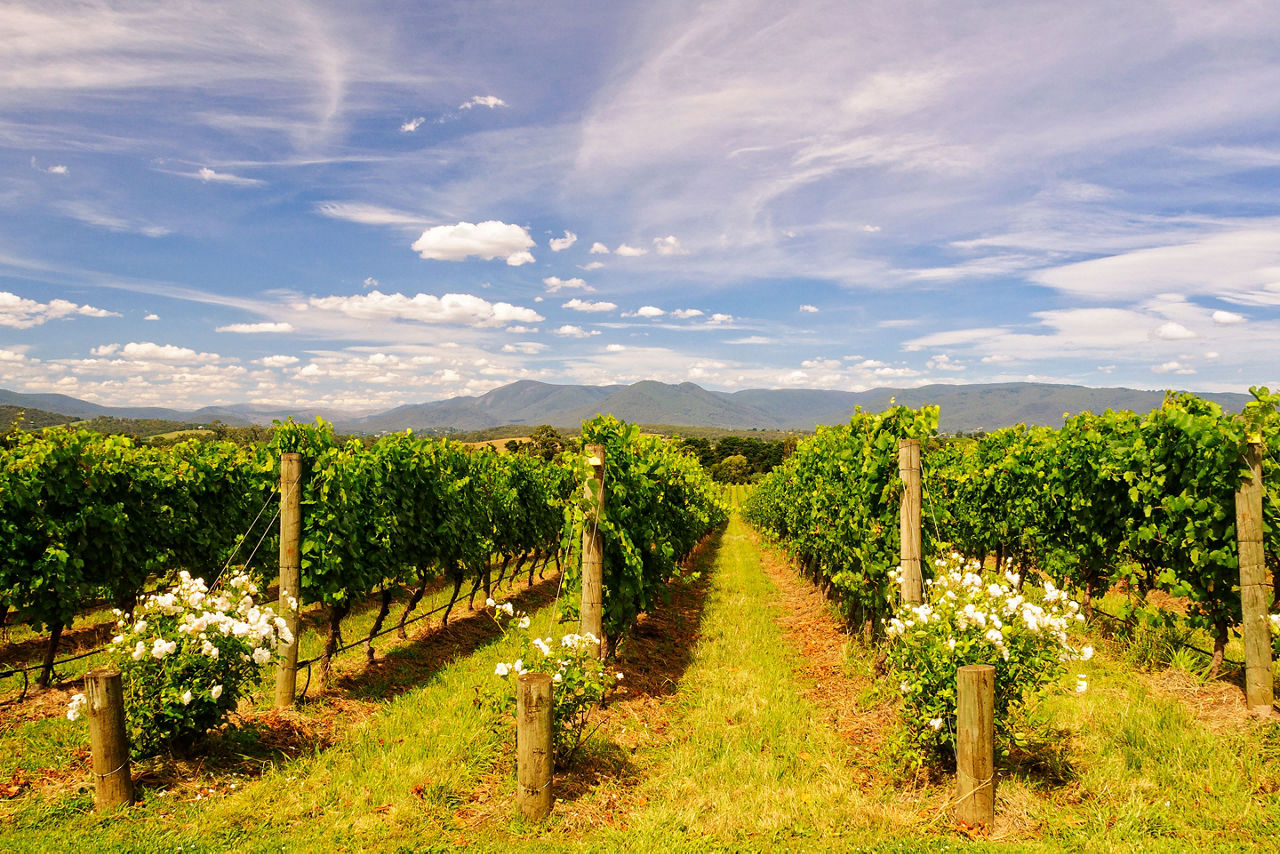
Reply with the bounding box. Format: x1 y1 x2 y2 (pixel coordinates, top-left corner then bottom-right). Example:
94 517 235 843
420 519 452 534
516 672 554 820
1236 440 1274 716
275 452 303 708
899 438 923 605
85 668 133 811
581 444 605 656
956 664 995 830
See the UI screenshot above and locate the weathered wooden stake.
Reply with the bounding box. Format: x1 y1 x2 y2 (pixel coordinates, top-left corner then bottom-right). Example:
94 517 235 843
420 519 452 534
516 672 554 820
581 444 605 656
274 452 303 708
1235 440 1275 716
899 437 923 605
956 664 995 831
85 668 133 811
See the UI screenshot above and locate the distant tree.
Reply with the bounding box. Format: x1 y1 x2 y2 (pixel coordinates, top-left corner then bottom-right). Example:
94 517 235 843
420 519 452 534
505 439 521 454
525 425 565 461
710 454 752 484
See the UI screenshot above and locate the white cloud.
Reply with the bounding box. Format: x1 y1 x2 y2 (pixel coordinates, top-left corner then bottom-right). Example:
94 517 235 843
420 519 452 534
460 95 508 110
562 298 617 313
58 201 170 237
653 235 687 255
0 291 119 328
589 242 611 254
672 308 704 319
605 344 626 352
144 313 159 321
543 276 593 293
1153 321 1196 340
47 164 69 175
580 261 605 271
216 321 295 333
401 117 426 132
501 342 548 354
862 224 882 233
1212 309 1245 324
799 304 819 313
554 324 600 338
549 231 578 251
194 167 264 187
411 221 535 265
707 313 734 325
308 290 543 327
363 277 379 289
119 342 219 364
258 355 300 367
1153 360 1196 375
316 202 426 227
615 243 648 257
927 353 965 372
728 336 772 345
633 305 665 318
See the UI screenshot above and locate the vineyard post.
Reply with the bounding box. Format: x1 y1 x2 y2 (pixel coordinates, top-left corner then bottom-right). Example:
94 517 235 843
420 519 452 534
899 438 923 605
582 444 605 656
85 668 133 811
274 452 303 708
1235 439 1275 716
516 672 554 820
956 664 995 830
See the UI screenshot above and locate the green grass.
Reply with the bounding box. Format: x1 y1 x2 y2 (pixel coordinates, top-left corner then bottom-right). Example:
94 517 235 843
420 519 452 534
1 517 1277 852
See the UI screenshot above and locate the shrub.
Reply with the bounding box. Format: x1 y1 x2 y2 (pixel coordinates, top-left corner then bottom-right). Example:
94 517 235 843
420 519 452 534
69 571 292 756
486 598 623 759
885 554 1091 770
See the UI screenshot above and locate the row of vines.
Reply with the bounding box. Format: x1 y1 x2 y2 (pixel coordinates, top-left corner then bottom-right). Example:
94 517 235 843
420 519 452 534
745 388 1280 671
1 414 727 691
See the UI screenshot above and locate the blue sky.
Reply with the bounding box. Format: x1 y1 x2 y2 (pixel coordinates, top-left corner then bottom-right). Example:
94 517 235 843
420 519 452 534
2 0 1280 412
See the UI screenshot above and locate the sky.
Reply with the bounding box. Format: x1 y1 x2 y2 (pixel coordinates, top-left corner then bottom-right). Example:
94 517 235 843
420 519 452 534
2 0 1280 413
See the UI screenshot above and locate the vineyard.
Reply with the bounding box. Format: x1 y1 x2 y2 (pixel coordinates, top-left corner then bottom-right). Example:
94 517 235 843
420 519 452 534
0 398 1277 850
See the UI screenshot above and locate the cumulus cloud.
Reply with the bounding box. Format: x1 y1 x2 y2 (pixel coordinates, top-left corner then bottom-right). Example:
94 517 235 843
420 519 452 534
194 167 264 187
615 243 648 257
1153 321 1196 340
799 304 819 313
631 305 665 318
707 313 734 325
562 298 617 313
1212 310 1245 324
308 290 543 327
113 342 219 364
927 354 965 371
589 242 610 254
606 344 626 352
1153 360 1196 375
411 220 535 265
554 324 600 338
216 322 295 333
401 117 426 132
258 355 300 367
543 276 593 293
31 157 68 175
862 224 882 232
0 291 119 329
581 261 605 271
363 277 379 288
653 235 687 255
460 95 507 109
144 313 159 321
549 231 577 251
672 308 704 319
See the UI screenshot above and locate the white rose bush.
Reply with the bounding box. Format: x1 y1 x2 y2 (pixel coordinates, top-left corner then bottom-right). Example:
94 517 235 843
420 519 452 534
885 554 1092 769
486 598 623 759
69 571 292 756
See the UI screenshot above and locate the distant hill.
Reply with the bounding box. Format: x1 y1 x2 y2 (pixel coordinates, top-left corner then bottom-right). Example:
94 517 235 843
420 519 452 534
2 381 1256 436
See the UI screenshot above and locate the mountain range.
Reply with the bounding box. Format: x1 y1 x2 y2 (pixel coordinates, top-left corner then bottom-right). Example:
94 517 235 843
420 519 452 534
0 380 1256 435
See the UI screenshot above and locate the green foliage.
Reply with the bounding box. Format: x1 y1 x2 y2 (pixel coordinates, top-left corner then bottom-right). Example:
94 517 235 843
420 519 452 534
568 415 728 648
743 404 939 629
